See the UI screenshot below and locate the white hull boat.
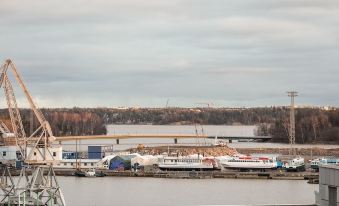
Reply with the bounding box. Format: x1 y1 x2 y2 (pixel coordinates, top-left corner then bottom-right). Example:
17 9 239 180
158 156 214 171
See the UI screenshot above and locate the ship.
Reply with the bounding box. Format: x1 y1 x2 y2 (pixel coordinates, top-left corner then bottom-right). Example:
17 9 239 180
284 157 305 172
310 158 339 171
158 155 215 171
220 156 279 170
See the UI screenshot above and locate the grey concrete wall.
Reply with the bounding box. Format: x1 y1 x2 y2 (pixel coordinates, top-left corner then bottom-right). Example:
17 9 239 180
318 165 339 206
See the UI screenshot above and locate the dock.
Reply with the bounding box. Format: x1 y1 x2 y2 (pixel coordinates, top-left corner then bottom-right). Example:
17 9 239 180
49 169 319 180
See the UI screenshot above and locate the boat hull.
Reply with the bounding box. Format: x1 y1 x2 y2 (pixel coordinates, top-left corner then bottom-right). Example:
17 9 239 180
158 164 214 171
221 163 276 170
74 170 86 177
285 164 305 172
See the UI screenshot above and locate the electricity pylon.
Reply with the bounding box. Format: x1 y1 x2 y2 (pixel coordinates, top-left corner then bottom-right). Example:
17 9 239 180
287 91 298 156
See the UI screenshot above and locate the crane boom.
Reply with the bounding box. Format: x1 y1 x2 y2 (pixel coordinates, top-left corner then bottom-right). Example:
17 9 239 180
4 60 54 138
0 59 56 163
0 59 65 205
2 74 26 156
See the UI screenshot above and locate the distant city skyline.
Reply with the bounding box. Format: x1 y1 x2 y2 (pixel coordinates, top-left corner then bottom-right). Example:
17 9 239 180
1 1 338 108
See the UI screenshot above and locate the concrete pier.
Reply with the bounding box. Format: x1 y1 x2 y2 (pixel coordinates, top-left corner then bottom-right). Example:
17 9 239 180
50 169 319 180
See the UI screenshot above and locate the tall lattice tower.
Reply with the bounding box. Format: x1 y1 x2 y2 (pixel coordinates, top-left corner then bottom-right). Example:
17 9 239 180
287 91 298 156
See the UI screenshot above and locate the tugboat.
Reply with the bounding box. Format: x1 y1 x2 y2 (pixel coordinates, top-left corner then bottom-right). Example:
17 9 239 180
284 157 305 172
95 170 106 177
74 169 86 177
85 168 96 177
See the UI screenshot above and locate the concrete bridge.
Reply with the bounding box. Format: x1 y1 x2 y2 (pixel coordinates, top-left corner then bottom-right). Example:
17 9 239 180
209 135 272 142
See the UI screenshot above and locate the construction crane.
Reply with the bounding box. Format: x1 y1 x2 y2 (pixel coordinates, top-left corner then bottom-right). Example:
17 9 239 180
0 59 65 205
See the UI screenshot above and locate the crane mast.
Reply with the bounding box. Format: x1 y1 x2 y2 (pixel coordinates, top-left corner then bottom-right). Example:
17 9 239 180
0 59 65 205
2 74 26 157
0 59 56 164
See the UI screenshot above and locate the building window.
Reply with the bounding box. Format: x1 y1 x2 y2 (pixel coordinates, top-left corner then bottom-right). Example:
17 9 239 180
53 152 57 157
2 151 6 156
91 163 94 166
64 163 67 166
34 152 37 156
84 163 87 166
71 163 73 166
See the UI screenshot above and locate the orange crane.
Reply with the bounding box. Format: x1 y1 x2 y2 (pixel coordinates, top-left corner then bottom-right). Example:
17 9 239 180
0 59 65 205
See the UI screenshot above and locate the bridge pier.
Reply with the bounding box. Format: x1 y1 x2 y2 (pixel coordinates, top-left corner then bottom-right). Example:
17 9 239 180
116 139 120 144
174 138 178 144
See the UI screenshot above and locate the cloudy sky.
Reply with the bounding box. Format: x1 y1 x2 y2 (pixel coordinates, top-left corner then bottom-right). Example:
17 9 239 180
0 0 338 108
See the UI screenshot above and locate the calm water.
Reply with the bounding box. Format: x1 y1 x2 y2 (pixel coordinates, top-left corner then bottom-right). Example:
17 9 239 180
60 125 339 151
57 125 321 206
59 176 317 206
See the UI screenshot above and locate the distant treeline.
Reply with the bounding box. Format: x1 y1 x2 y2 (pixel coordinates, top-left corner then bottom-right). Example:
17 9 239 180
0 107 338 144
0 108 107 137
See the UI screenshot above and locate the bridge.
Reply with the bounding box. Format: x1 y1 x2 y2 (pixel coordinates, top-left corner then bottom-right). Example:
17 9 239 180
208 135 272 142
54 134 272 144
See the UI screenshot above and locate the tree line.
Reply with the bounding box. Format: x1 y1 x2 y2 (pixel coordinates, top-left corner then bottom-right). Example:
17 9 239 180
0 107 337 143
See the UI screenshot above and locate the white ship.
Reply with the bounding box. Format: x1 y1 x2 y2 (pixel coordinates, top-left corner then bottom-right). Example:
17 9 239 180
158 155 215 171
310 158 339 171
220 156 278 170
284 157 305 172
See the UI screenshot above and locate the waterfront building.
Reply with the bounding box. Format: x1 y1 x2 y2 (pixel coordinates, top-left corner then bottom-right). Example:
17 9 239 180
109 154 138 170
54 159 101 169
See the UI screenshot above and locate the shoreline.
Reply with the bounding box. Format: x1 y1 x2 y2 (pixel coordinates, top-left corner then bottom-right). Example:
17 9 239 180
2 168 318 181
57 169 319 181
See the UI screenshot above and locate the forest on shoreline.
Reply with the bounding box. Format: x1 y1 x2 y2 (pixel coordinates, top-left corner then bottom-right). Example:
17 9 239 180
0 107 338 144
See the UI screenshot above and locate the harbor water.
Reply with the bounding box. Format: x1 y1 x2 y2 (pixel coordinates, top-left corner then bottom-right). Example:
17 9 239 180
59 176 317 206
56 125 323 205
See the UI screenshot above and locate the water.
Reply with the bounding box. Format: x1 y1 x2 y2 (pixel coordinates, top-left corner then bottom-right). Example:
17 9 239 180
56 125 321 205
60 125 339 151
58 176 317 206
61 125 257 151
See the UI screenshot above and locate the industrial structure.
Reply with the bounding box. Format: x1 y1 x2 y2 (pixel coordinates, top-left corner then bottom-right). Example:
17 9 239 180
287 91 298 156
0 59 65 205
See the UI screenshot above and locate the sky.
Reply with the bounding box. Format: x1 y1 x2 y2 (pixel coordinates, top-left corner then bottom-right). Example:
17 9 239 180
0 0 338 108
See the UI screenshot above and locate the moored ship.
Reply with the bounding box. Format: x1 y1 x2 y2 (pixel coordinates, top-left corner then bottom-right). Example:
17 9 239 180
284 157 305 172
310 158 339 171
158 155 215 171
220 156 279 170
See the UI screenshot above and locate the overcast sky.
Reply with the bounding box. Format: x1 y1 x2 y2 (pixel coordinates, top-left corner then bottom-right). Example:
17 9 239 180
0 0 338 108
